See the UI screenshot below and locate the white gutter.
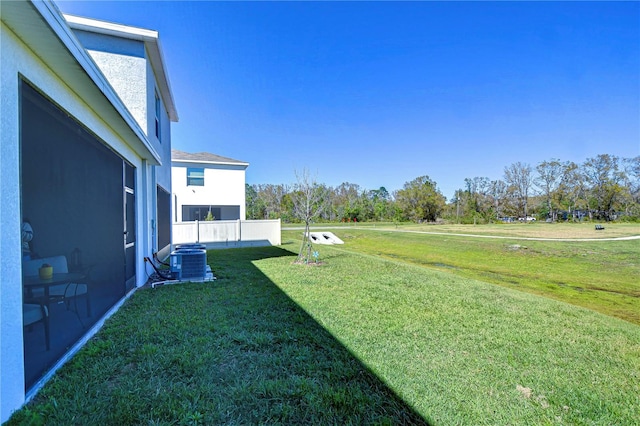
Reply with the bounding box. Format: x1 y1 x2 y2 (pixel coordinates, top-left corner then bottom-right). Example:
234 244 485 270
173 159 250 168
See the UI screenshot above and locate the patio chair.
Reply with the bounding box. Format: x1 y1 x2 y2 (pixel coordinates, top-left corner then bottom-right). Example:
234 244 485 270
23 255 91 317
23 303 50 350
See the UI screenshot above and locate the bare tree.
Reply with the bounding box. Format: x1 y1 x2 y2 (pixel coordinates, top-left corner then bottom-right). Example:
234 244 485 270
291 169 328 263
504 162 533 219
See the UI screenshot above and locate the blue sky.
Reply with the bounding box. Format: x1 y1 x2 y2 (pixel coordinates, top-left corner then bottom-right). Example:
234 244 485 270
57 1 639 199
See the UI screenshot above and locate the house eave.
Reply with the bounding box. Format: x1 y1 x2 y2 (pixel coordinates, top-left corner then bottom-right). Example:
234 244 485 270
64 14 179 123
2 0 161 165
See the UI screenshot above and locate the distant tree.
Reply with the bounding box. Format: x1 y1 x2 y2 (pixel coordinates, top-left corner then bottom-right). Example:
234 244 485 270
255 184 290 220
291 169 328 263
621 156 640 217
245 154 640 224
582 154 624 220
280 192 296 223
488 179 508 220
450 188 467 223
373 186 389 199
368 187 392 221
464 176 491 222
395 175 446 222
554 161 586 221
245 184 265 219
534 159 563 221
314 184 333 222
333 182 363 221
504 162 533 219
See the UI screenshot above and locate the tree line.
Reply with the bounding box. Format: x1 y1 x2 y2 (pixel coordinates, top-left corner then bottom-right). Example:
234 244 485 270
246 154 640 223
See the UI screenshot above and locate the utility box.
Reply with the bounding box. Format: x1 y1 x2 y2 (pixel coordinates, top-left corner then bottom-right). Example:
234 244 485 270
170 249 207 280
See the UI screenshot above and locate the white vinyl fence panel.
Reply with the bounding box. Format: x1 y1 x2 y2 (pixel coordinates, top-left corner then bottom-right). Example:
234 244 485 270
199 220 238 243
172 219 281 247
240 220 282 246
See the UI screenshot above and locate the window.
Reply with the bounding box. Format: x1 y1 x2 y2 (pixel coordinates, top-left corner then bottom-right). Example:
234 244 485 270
187 168 204 186
182 205 238 221
155 90 161 141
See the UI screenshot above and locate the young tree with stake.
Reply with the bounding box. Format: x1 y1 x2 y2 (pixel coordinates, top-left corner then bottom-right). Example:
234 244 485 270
291 169 327 264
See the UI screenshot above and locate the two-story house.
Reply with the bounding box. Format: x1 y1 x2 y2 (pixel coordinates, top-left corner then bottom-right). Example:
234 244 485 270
1 1 177 420
172 149 249 222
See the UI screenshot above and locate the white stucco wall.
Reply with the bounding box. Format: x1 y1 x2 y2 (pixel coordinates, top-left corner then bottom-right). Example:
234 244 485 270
73 29 173 194
143 43 172 254
73 30 148 133
0 18 155 423
0 22 28 424
149 64 173 193
71 29 173 257
172 163 247 222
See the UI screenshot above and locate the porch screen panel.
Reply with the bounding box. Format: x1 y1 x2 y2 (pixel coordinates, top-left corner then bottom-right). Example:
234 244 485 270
20 81 126 389
157 185 171 252
124 162 136 293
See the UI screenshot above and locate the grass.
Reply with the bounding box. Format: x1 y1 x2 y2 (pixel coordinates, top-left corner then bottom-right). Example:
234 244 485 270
9 226 640 424
390 222 640 239
283 225 640 325
255 244 640 424
9 247 425 425
286 221 640 239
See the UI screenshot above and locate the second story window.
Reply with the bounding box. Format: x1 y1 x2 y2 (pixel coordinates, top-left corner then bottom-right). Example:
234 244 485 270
155 90 161 141
187 168 204 186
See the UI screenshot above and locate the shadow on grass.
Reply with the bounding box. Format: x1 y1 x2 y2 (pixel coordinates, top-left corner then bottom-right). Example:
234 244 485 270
205 244 430 424
9 245 429 425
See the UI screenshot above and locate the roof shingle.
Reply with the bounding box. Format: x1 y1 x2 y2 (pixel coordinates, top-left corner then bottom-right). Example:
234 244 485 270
171 149 248 165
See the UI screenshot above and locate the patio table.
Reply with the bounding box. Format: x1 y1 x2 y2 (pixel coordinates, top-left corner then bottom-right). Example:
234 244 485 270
23 272 86 306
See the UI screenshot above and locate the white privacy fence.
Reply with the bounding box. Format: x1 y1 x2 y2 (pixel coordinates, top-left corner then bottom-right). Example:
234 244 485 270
172 219 281 248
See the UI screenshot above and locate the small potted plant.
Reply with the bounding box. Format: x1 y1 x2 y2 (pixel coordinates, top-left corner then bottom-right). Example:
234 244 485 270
39 263 53 280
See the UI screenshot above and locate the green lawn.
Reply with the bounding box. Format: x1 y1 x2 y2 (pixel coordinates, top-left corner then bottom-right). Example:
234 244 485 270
10 247 425 425
285 227 640 325
256 242 640 424
287 221 640 240
9 230 640 425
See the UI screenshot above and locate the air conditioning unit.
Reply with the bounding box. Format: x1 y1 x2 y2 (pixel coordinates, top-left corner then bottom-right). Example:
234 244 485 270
174 243 206 251
170 249 207 280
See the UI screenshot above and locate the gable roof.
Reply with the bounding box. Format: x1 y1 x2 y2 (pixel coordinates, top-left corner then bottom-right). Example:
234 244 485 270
1 0 161 165
64 14 179 122
172 149 249 167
